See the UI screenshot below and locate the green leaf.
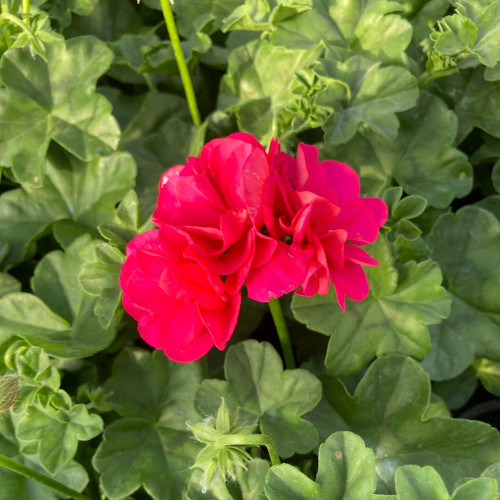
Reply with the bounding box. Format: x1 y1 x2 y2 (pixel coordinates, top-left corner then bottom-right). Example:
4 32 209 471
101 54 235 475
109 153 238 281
329 94 472 206
292 238 450 375
265 431 376 500
222 0 312 31
218 39 321 139
424 207 500 380
272 0 412 64
173 0 242 37
493 160 500 193
16 403 103 475
317 56 418 145
102 88 205 216
451 477 498 500
481 462 500 491
0 236 117 357
474 358 500 396
453 67 500 142
0 37 120 185
321 354 500 492
406 0 450 45
93 348 203 500
432 367 477 410
265 464 319 500
99 190 140 248
430 1 500 69
43 0 94 27
394 465 449 499
196 340 322 458
3 342 63 414
78 240 124 328
0 149 136 267
0 413 88 500
0 274 21 298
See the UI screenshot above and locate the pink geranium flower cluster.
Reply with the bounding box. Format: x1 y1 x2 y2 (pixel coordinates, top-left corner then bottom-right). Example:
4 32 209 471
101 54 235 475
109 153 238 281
120 133 387 362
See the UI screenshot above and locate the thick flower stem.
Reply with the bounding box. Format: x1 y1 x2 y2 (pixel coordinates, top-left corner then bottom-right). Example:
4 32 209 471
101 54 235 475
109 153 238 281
22 0 28 14
159 0 201 126
218 434 281 466
268 298 296 370
0 453 90 500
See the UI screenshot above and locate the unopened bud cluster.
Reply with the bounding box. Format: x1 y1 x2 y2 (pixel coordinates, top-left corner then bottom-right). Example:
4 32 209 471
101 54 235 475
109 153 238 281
188 398 256 492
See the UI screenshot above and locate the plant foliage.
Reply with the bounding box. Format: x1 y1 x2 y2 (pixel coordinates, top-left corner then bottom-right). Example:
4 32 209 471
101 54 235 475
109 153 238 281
0 0 500 498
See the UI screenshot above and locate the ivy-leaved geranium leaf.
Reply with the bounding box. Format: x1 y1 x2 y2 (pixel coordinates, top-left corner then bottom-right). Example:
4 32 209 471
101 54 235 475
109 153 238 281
0 36 120 185
316 55 418 145
321 354 500 493
423 206 500 380
0 236 117 357
0 413 88 500
78 240 124 328
218 39 321 139
0 148 135 267
330 94 472 207
292 238 451 375
430 0 500 69
93 348 203 500
196 340 322 458
16 403 103 475
265 431 376 500
272 0 412 64
451 67 500 142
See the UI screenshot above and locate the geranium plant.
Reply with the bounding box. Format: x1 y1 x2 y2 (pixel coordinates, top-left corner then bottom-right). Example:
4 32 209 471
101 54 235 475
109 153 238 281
0 0 500 499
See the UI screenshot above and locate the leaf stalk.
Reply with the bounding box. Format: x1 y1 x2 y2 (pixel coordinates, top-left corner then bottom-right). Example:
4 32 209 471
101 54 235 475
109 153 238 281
0 453 90 500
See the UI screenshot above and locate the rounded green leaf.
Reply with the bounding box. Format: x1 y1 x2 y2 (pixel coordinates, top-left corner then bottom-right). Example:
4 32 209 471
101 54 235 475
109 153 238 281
93 348 204 499
321 354 500 492
425 206 500 380
0 36 120 185
395 465 449 499
197 340 322 458
266 431 376 500
292 239 450 376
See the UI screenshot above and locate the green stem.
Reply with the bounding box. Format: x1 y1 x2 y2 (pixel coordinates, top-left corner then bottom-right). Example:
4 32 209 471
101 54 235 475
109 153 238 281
0 453 90 500
268 298 295 370
21 0 27 14
143 72 155 90
0 0 10 14
218 434 281 466
159 0 201 125
0 11 33 35
418 67 458 88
